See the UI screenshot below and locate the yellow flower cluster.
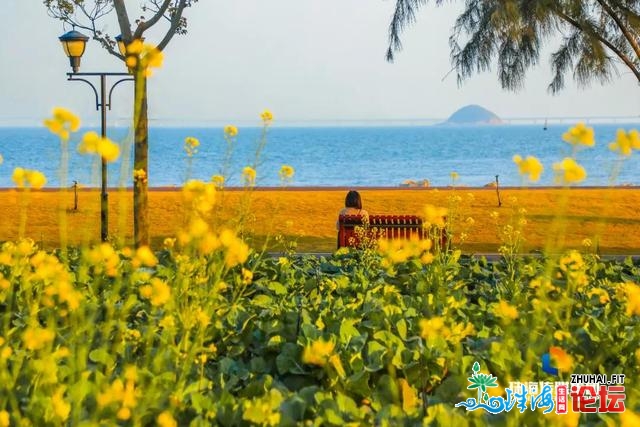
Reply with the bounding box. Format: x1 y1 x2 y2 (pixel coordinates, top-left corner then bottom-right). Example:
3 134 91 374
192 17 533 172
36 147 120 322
0 336 12 360
419 316 475 343
242 166 257 186
622 283 640 316
97 367 139 418
211 174 225 188
279 165 295 180
242 390 283 427
512 155 544 182
12 167 47 189
224 125 238 137
261 109 274 124
183 180 216 216
132 246 158 268
139 278 171 307
241 268 253 284
587 287 610 305
177 221 249 267
22 326 55 351
125 40 164 77
133 168 147 184
491 300 518 322
51 387 71 421
301 338 335 366
562 123 595 147
86 243 120 277
29 251 82 311
0 154 3 165
78 131 120 162
609 129 640 157
43 107 80 142
553 157 586 184
184 136 199 157
157 411 178 427
220 229 250 267
377 236 433 268
423 204 448 229
558 250 589 289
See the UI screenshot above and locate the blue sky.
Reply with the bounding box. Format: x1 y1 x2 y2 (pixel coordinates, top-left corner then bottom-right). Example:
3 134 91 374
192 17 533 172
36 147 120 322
1 0 639 126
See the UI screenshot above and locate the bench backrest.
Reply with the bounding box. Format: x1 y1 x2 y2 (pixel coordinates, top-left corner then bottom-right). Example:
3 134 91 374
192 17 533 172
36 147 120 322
337 214 429 248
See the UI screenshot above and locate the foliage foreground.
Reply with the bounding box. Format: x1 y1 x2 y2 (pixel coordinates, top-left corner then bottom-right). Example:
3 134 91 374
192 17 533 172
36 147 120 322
2 113 640 425
0 232 639 426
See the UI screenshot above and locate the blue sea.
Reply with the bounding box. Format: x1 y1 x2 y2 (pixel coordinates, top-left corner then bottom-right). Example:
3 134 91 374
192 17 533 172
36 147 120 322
0 124 639 188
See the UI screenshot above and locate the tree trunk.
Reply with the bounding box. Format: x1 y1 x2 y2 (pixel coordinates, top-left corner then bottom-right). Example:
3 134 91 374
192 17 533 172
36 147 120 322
133 72 149 248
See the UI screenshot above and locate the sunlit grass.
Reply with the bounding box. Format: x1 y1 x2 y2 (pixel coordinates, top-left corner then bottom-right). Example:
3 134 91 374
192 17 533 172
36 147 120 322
1 187 639 253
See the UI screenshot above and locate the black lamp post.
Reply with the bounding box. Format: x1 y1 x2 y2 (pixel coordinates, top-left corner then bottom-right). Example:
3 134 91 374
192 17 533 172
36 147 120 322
59 30 133 242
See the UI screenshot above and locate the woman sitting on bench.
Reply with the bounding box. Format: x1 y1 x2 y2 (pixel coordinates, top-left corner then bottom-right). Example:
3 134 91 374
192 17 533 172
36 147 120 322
339 190 369 220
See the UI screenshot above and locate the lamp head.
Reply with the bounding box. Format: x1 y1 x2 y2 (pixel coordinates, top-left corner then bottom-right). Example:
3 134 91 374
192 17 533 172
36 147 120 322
59 30 89 73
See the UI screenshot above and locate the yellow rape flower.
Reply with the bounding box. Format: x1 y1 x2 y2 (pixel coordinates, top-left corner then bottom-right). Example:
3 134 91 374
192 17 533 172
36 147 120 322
211 175 225 188
587 288 610 304
301 338 335 366
423 204 447 228
52 387 71 421
261 109 274 123
0 154 3 165
559 250 584 272
184 136 199 157
623 283 640 316
44 107 80 141
12 168 47 189
562 123 595 147
219 229 250 267
78 131 120 162
133 246 158 268
553 331 571 341
609 129 640 157
140 278 171 307
419 316 446 341
553 157 586 184
126 41 164 77
157 411 178 427
0 410 8 427
492 300 518 321
620 411 640 427
22 326 55 351
512 154 544 182
224 125 238 137
279 164 295 180
241 268 253 284
133 169 147 184
182 180 216 215
117 407 131 421
242 166 257 186
549 346 574 372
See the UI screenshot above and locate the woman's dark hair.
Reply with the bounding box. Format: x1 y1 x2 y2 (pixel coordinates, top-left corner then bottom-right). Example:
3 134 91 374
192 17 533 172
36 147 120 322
345 190 362 209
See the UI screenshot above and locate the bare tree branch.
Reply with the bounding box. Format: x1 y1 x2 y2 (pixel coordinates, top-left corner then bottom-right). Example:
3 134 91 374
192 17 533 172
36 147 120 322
157 0 188 51
134 0 173 39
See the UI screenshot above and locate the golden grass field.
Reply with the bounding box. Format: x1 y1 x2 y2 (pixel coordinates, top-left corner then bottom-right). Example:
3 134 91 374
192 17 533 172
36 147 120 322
1 186 639 253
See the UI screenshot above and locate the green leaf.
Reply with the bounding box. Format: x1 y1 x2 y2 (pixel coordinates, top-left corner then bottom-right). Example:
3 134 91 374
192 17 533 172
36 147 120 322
88 348 114 367
339 319 361 344
396 319 407 340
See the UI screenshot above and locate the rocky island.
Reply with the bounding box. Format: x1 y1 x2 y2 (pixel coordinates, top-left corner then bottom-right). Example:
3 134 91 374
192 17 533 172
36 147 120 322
442 104 503 125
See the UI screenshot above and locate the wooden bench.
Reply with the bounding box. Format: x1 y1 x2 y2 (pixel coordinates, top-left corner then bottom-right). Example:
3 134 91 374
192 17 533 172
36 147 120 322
337 214 447 249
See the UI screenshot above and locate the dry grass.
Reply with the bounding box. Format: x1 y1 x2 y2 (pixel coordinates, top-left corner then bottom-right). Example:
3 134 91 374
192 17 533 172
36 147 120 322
1 187 639 253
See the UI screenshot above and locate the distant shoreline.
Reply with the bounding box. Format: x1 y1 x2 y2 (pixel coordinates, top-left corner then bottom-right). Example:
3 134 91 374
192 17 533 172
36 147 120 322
1 185 639 192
